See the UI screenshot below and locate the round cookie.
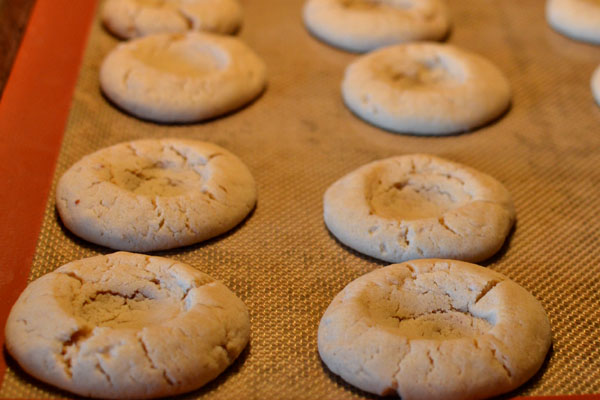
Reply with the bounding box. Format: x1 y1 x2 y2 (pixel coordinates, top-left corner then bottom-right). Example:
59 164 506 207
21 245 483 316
5 252 250 399
56 139 256 252
546 0 600 45
102 0 243 39
592 64 600 106
303 0 450 53
342 42 511 135
323 154 515 263
100 32 266 123
318 259 552 400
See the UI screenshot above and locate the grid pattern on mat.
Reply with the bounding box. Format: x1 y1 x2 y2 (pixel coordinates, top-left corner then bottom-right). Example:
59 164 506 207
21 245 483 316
1 0 600 398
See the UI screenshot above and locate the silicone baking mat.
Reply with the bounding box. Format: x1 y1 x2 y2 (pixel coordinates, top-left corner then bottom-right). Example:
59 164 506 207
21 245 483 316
1 0 599 398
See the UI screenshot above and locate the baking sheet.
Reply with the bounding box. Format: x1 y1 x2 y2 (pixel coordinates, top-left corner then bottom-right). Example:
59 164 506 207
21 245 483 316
1 0 600 398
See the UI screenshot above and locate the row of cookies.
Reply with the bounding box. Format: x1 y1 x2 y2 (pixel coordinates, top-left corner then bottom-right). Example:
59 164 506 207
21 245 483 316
5 252 552 400
101 0 268 123
99 0 599 132
305 0 600 115
5 138 552 400
5 1 557 399
6 1 266 398
101 0 600 124
304 0 513 135
303 0 600 50
546 0 600 106
300 0 555 398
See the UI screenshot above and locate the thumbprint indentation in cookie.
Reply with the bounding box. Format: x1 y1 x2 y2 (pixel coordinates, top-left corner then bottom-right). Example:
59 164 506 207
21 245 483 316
339 0 415 11
318 260 551 399
131 35 229 77
368 174 473 221
135 0 166 6
380 55 462 88
356 267 498 341
105 144 219 197
78 290 181 329
361 271 498 340
109 162 205 197
391 311 493 339
339 0 384 11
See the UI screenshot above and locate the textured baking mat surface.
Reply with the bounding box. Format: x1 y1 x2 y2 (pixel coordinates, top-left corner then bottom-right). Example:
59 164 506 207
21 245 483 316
2 0 600 398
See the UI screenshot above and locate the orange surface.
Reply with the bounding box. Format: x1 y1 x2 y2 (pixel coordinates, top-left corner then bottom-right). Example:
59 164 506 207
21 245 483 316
0 0 98 384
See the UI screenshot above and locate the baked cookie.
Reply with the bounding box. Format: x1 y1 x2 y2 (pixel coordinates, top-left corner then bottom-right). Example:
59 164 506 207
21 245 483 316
100 32 266 123
546 0 600 44
102 0 243 39
318 259 552 400
5 252 250 399
592 64 600 106
323 154 515 263
342 42 511 135
56 139 256 252
303 0 450 53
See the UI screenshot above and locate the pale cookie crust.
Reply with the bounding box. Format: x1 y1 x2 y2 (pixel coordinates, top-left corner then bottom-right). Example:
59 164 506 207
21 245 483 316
318 259 552 400
56 139 256 252
342 42 512 135
323 154 515 263
303 0 450 53
100 32 266 123
5 252 250 399
102 0 243 39
592 65 600 106
546 0 600 44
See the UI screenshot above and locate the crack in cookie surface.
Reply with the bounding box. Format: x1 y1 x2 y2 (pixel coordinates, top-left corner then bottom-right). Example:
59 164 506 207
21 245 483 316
5 252 250 398
357 269 499 341
367 172 473 221
78 290 181 329
318 260 551 399
102 144 222 198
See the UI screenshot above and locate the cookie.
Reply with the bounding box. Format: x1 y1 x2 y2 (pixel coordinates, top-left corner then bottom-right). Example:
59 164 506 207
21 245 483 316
303 0 450 53
100 32 266 123
318 259 552 399
56 139 256 252
342 42 511 135
102 0 243 39
546 0 600 44
592 64 600 106
5 252 250 399
323 154 515 263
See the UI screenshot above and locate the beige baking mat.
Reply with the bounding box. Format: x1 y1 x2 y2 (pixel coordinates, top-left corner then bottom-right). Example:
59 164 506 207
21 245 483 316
2 0 600 398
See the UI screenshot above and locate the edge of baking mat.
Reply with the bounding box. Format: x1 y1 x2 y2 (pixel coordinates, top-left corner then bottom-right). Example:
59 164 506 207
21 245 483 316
0 0 98 386
0 1 597 398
